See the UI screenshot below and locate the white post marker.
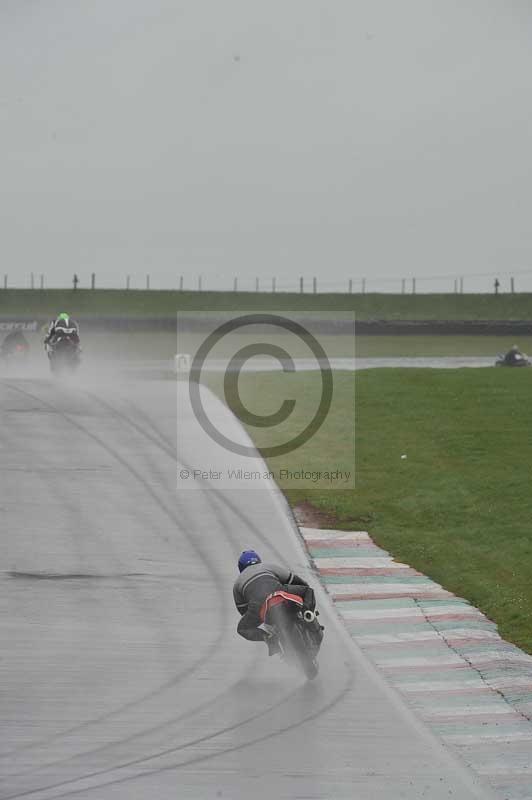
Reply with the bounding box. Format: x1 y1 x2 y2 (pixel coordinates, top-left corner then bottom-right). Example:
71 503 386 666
175 353 191 373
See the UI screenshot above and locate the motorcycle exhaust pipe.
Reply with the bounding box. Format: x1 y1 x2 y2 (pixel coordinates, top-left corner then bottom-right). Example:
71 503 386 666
303 609 316 623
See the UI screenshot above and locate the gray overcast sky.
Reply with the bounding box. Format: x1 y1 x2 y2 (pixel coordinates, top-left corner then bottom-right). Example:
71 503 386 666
1 0 532 292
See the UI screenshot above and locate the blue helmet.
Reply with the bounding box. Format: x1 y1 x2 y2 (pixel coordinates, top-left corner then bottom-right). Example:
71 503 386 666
238 549 261 572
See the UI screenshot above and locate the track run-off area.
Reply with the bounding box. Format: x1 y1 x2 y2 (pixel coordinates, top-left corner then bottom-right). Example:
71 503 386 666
0 376 497 799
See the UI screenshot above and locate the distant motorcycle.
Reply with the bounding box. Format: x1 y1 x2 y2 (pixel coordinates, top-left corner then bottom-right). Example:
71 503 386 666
259 590 324 680
47 335 81 375
495 351 531 368
0 331 30 365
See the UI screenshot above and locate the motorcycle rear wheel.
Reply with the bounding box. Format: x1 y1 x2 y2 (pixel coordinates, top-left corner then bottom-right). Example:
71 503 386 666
291 622 319 680
269 604 320 680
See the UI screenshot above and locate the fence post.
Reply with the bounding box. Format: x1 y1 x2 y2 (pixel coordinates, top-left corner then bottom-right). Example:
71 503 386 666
126 275 130 290
3 275 7 290
146 274 150 290
272 277 276 293
256 277 259 292
454 279 457 293
348 279 352 293
233 277 238 292
511 277 515 294
401 279 405 294
91 272 95 290
179 275 183 291
30 272 34 289
460 277 463 293
313 277 317 294
299 277 304 293
412 278 416 294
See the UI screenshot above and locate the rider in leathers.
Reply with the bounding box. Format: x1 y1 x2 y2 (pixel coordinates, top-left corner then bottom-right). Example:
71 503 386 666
44 313 80 349
233 551 316 656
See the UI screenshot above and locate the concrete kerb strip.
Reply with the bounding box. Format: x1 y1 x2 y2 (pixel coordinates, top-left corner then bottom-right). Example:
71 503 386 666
298 526 532 800
265 492 499 798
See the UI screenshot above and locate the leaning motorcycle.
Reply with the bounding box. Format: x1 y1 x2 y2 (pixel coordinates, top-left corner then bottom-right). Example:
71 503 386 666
47 335 81 375
259 590 324 680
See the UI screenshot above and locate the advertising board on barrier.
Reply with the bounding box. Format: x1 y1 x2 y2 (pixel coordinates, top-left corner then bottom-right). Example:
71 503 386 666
0 321 39 332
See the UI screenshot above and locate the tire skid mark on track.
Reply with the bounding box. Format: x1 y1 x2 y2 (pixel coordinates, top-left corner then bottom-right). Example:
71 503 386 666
0 380 228 761
0 382 288 783
1 676 310 800
3 671 353 800
1 380 342 800
0 388 204 778
97 391 288 565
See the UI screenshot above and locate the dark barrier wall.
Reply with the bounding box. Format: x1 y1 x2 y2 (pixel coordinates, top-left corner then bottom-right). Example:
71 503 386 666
2 317 532 335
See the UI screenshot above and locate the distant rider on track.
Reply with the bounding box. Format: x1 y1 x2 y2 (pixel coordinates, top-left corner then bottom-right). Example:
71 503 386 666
44 313 80 351
233 550 318 656
502 344 527 366
1 329 30 358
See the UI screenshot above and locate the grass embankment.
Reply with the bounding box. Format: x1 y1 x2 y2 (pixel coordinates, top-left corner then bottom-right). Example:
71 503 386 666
14 330 532 361
3 289 532 321
84 333 532 360
354 336 532 357
216 368 532 654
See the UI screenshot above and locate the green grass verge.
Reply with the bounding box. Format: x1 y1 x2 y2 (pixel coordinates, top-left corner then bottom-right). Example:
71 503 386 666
3 288 532 321
208 368 532 654
14 329 532 360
